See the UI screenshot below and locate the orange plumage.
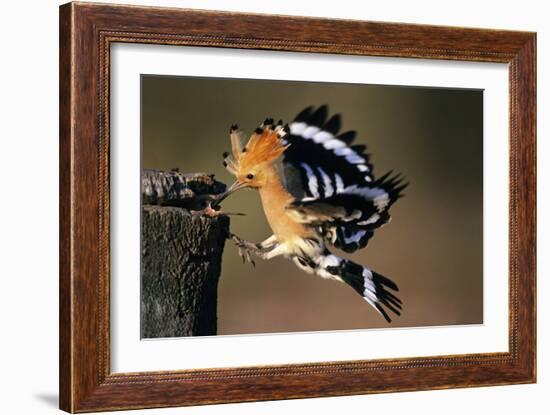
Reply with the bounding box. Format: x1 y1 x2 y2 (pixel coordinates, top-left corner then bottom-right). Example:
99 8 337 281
223 121 311 243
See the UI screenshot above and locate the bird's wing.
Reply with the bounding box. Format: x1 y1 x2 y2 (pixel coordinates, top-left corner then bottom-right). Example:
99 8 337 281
282 106 407 252
282 105 373 199
286 173 406 252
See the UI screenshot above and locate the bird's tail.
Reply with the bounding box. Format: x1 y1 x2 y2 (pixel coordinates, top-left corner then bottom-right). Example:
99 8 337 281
309 251 402 322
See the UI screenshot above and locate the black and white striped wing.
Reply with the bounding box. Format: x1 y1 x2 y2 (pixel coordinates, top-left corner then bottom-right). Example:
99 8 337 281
282 105 373 199
286 172 406 252
283 105 407 253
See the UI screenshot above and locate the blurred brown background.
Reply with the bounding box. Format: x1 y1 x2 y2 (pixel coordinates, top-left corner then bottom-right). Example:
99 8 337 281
141 75 483 335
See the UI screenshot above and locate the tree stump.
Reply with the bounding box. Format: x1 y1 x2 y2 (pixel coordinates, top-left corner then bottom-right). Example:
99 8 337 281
140 169 229 338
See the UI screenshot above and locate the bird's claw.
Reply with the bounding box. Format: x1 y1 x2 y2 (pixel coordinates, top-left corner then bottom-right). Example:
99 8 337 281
237 246 255 266
229 233 256 267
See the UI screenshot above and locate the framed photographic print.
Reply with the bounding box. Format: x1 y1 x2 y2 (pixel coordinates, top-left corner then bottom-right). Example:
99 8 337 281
59 2 536 412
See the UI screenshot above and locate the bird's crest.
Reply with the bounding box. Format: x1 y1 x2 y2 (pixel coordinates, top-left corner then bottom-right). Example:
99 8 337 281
224 119 290 176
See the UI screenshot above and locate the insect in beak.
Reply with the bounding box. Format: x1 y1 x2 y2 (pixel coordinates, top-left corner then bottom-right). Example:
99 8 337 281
211 180 249 208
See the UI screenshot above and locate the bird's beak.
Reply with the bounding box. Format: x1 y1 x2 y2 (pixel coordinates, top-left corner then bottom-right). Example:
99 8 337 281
211 180 249 208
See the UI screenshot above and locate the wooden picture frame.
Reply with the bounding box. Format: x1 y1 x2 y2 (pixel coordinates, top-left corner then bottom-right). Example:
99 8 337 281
59 2 536 412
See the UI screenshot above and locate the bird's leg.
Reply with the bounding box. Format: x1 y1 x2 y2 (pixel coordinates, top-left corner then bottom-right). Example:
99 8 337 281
257 234 278 250
228 233 279 266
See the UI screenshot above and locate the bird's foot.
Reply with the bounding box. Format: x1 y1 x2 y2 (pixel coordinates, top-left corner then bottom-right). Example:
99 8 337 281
228 233 259 266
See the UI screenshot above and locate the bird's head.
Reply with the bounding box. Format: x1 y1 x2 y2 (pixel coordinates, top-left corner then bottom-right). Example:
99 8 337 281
214 119 290 205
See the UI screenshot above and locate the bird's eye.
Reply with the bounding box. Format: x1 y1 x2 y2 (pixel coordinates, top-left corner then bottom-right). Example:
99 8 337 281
246 173 255 180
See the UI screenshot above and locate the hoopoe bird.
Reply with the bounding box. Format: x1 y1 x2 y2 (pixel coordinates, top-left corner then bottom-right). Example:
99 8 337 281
214 105 408 322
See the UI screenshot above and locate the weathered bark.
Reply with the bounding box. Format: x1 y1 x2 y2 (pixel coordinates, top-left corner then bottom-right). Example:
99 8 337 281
142 169 226 209
140 169 229 338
